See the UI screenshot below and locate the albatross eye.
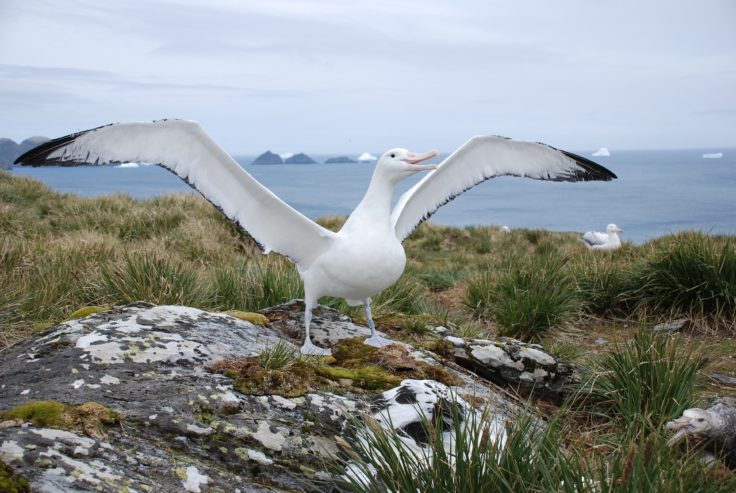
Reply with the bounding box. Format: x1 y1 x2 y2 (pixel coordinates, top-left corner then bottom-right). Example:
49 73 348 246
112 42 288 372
390 153 396 158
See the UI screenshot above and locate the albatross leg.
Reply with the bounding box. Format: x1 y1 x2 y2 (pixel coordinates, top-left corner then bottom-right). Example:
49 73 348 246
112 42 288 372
300 296 331 356
362 299 395 347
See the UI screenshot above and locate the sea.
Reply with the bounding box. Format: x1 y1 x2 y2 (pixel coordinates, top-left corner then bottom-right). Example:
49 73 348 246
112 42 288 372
10 148 736 244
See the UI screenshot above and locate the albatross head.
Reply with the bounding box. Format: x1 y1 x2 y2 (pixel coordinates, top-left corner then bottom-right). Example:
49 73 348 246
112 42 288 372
666 408 720 446
376 148 440 183
606 224 623 234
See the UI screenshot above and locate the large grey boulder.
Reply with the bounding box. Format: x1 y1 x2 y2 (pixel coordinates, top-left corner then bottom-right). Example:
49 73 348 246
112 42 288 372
443 335 579 398
0 302 518 492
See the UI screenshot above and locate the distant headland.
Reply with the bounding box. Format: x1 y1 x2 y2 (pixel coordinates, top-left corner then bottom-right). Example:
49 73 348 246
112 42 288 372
0 136 50 169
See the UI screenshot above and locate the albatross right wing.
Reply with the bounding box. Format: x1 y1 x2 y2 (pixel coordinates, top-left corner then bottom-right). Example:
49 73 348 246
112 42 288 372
15 119 335 267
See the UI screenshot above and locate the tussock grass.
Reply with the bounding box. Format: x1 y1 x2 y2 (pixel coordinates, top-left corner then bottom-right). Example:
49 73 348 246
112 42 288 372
634 232 735 329
575 327 704 434
464 256 578 341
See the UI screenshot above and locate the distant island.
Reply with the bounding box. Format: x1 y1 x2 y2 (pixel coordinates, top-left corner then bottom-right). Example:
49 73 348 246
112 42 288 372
251 150 284 165
325 156 357 164
285 153 316 164
0 136 50 169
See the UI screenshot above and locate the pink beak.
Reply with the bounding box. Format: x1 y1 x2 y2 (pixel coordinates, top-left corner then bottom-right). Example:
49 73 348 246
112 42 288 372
402 149 440 170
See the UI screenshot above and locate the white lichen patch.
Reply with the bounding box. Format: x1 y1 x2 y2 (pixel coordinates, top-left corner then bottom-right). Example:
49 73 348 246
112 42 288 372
182 465 209 493
0 440 25 462
31 428 95 450
71 379 86 389
518 347 556 366
20 389 30 395
186 423 213 436
271 395 297 410
469 345 523 370
40 448 122 486
252 421 286 451
246 448 273 465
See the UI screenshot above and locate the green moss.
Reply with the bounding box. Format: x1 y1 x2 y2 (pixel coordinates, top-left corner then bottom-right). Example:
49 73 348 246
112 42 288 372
225 310 269 326
315 365 401 391
0 461 30 493
0 401 121 439
31 322 53 334
1 401 67 427
331 337 379 366
65 306 109 321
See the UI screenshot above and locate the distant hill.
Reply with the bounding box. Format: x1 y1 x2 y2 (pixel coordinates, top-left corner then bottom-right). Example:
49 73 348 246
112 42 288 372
285 153 316 164
325 156 356 164
0 136 51 169
252 151 283 165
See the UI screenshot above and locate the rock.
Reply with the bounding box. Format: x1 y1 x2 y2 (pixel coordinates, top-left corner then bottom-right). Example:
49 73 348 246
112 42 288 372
709 374 736 387
652 318 689 333
443 336 579 398
251 151 283 165
0 301 518 492
324 156 356 164
284 153 316 164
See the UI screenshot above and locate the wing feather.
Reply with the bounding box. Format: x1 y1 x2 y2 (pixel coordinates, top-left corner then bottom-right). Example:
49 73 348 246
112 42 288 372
391 136 616 241
582 231 609 246
15 119 335 266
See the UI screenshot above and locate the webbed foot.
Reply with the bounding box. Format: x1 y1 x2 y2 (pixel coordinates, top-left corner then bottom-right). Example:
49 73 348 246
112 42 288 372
300 339 332 356
363 335 396 347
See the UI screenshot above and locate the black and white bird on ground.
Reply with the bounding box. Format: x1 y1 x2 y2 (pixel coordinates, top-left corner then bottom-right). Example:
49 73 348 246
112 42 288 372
16 119 616 354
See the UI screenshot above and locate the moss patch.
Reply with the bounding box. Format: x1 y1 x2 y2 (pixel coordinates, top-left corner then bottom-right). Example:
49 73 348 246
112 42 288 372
210 338 462 397
65 306 109 321
225 310 269 326
0 401 122 439
0 461 30 493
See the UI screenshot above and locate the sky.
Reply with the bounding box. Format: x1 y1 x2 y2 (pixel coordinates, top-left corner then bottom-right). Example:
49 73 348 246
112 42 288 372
1 0 734 154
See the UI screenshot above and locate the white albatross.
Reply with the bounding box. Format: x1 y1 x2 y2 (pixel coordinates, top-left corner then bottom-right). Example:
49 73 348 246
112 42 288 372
15 119 617 355
581 224 623 251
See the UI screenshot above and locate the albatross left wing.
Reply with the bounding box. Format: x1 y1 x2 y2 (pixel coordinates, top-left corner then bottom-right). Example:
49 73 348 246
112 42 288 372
391 135 617 242
15 119 335 267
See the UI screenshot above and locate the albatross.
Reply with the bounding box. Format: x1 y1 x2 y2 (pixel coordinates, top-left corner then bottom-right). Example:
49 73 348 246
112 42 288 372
581 223 623 251
15 119 616 355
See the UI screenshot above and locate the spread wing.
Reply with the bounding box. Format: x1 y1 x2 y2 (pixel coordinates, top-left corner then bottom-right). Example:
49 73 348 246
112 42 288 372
391 135 617 242
15 119 335 267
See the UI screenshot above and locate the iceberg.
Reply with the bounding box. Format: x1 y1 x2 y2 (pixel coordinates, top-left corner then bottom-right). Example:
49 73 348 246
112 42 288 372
592 147 610 157
279 152 294 160
357 152 377 162
116 162 139 168
702 152 723 159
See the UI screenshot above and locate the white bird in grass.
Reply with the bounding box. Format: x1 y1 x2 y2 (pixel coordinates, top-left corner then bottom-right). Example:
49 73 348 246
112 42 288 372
16 119 616 355
581 223 623 252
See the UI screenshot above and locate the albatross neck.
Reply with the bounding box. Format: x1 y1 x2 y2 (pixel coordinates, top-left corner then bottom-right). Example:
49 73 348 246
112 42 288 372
341 172 398 233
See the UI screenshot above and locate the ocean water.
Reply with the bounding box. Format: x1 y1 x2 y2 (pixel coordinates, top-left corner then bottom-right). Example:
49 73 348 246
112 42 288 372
10 149 736 244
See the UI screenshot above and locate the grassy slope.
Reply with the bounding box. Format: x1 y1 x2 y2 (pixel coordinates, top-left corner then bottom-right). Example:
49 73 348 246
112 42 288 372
1 169 734 390
3 170 736 489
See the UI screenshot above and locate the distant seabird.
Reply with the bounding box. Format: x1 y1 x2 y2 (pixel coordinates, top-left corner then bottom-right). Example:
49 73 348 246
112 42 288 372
581 224 623 251
16 119 616 354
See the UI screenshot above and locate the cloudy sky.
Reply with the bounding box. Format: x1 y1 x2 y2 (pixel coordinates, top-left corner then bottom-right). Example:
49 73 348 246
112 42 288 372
1 0 734 154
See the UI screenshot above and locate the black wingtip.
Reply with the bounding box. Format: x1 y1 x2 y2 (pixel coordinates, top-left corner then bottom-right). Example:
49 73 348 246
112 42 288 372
14 123 112 166
561 149 618 181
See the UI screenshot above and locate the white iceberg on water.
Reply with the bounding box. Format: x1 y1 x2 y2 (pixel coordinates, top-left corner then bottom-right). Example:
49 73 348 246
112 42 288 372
279 152 294 160
116 162 139 168
592 147 610 157
357 152 377 162
702 152 723 159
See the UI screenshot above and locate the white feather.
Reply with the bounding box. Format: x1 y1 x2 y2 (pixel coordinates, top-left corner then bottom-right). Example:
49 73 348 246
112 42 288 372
40 120 335 267
391 136 606 242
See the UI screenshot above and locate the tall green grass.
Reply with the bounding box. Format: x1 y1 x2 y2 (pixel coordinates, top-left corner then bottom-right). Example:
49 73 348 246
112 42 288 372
634 233 735 327
576 327 703 434
464 256 578 341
